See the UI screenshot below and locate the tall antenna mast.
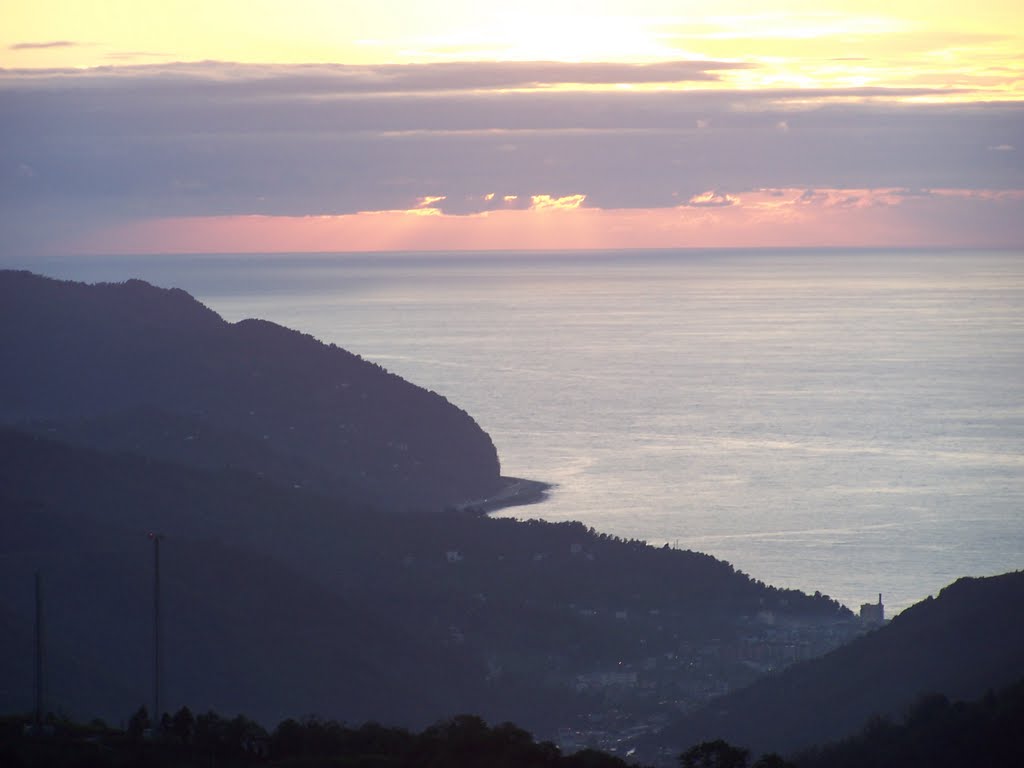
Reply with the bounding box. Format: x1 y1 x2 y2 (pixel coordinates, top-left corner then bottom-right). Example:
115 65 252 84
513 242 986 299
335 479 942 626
149 533 164 730
34 570 45 729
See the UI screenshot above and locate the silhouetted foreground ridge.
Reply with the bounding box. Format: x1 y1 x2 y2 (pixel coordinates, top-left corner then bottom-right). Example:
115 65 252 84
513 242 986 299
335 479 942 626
3 711 644 768
794 678 1024 768
7 678 1020 768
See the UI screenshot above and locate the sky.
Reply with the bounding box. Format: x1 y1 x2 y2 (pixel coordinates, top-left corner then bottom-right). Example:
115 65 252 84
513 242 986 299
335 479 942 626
1 0 1022 255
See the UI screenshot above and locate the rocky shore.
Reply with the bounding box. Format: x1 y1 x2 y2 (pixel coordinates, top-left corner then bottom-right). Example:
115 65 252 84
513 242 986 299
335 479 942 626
458 475 553 514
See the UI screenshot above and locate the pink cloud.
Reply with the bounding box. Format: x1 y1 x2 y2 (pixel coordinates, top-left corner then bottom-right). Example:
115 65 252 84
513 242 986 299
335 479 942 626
62 187 1024 256
529 194 587 211
685 191 739 208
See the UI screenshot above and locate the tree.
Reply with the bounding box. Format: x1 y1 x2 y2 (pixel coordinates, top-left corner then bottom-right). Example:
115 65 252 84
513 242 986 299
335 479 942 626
751 754 796 768
271 718 304 757
680 739 750 768
566 748 632 767
171 706 195 745
127 705 150 740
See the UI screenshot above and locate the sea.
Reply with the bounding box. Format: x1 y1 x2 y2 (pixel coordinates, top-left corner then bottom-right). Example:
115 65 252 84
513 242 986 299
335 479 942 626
18 248 1024 615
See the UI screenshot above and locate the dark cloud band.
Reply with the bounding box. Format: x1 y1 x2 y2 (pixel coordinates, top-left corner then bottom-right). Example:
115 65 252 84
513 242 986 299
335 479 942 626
8 40 81 51
0 61 1021 254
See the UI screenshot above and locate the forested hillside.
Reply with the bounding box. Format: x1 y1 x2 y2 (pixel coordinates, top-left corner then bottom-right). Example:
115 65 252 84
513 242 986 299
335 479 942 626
650 571 1024 759
1 270 860 747
0 270 500 509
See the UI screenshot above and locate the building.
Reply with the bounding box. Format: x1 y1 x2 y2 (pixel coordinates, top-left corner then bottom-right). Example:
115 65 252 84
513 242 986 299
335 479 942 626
859 593 884 626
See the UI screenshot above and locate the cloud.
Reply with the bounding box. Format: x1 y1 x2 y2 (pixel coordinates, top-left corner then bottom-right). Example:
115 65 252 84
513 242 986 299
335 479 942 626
529 194 587 211
408 195 446 216
8 41 81 51
432 193 532 215
0 61 1021 255
888 188 936 198
415 195 446 208
46 189 1024 256
795 188 893 209
684 191 738 208
797 189 827 205
0 59 753 93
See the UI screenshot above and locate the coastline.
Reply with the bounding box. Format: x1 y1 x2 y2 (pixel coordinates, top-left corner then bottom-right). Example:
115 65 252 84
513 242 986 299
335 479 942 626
457 476 553 514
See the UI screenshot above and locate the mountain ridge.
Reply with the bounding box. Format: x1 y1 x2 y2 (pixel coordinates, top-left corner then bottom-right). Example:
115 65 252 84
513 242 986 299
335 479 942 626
0 423 847 735
14 268 1000 753
0 269 501 509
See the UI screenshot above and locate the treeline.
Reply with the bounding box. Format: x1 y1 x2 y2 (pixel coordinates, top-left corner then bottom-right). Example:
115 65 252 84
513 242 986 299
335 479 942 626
794 679 1024 768
2 710 639 768
668 679 1024 768
7 680 1021 768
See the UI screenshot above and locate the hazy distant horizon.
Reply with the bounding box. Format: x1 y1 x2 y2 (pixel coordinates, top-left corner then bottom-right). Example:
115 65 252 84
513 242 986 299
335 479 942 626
8 244 1021 279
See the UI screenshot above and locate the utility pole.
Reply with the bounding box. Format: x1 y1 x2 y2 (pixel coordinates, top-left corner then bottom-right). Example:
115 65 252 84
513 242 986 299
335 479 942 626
33 570 45 730
149 533 164 731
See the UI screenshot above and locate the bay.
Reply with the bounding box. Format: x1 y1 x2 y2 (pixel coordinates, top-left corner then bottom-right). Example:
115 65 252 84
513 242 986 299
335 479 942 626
23 248 1024 614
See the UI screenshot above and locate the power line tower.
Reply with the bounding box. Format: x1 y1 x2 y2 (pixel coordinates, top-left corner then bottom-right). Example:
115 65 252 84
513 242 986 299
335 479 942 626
33 570 46 730
149 532 165 731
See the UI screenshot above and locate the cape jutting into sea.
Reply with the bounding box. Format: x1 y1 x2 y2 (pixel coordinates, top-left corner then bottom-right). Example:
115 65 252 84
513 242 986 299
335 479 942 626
26 247 1024 614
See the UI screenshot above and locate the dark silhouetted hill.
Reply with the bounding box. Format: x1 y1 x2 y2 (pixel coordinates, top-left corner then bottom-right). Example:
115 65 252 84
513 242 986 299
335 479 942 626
0 269 853 738
649 571 1024 759
0 270 500 509
0 440 482 726
0 427 844 733
792 680 1024 768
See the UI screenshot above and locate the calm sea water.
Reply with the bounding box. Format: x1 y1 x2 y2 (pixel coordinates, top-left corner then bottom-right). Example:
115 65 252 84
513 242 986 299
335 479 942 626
21 249 1024 614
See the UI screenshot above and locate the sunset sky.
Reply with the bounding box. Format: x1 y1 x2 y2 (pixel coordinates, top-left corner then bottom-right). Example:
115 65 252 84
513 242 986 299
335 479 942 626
1 0 1022 254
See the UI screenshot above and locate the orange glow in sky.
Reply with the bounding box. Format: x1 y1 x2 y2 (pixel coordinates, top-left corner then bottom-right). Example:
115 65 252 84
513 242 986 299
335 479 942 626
2 1 1022 253
65 189 1024 256
3 1 1023 99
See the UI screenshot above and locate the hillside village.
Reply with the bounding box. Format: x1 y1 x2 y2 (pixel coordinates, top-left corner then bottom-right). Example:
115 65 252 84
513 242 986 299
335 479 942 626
428 534 880 753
